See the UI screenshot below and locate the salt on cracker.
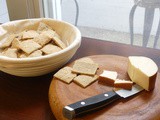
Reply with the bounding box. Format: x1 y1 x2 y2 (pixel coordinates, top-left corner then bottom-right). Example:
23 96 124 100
28 50 42 57
73 74 99 88
19 53 28 58
54 67 77 84
53 36 66 49
22 30 39 39
34 34 51 46
54 32 61 39
41 44 62 55
76 57 95 63
2 48 18 58
19 40 41 54
11 38 21 49
42 29 55 39
72 61 99 75
37 22 52 32
0 34 15 48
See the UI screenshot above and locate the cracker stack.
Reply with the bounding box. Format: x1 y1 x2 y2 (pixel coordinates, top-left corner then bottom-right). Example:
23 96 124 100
53 57 99 88
0 22 66 58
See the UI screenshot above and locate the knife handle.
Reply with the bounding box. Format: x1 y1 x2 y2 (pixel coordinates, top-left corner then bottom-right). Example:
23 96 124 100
63 91 120 119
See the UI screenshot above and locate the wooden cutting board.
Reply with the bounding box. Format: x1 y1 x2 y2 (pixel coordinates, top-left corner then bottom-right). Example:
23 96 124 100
49 55 160 120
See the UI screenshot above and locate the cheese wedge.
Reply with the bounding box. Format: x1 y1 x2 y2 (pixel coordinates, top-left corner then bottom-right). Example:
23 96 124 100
99 70 118 86
127 56 158 91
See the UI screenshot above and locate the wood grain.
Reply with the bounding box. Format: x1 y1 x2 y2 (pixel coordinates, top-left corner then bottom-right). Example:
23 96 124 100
49 55 160 120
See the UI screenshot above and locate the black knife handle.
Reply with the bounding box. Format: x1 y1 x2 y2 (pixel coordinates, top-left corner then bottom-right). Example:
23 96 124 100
63 91 120 119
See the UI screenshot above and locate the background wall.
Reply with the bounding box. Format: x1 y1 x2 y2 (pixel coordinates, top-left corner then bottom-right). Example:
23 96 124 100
0 0 9 23
61 0 159 35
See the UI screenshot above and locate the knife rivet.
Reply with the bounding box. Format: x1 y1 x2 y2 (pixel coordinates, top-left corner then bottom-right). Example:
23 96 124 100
81 102 85 105
104 94 108 97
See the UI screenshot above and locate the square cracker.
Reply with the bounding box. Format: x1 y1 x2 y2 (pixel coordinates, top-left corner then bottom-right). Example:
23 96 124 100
41 29 55 39
72 61 99 75
76 57 94 64
37 22 53 32
33 34 51 46
41 44 62 55
19 40 41 54
22 30 39 39
11 38 21 49
73 74 99 88
2 48 18 58
0 34 15 48
53 37 66 49
54 67 77 83
28 50 42 57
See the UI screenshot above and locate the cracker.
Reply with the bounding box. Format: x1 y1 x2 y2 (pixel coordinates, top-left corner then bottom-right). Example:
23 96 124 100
76 57 95 64
11 38 21 49
2 48 18 58
41 44 62 55
72 61 99 75
0 34 15 48
19 53 28 58
42 29 55 39
33 34 51 46
73 74 98 88
28 50 42 57
22 30 39 39
54 32 61 39
37 22 52 32
54 67 77 83
19 40 41 54
53 37 66 49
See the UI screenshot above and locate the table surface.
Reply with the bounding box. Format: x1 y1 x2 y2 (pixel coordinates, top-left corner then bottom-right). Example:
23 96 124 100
0 37 160 120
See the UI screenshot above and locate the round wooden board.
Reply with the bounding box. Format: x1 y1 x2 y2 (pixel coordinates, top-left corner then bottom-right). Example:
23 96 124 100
49 55 160 120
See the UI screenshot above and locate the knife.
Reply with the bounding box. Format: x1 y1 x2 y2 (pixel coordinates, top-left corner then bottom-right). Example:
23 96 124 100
63 84 143 119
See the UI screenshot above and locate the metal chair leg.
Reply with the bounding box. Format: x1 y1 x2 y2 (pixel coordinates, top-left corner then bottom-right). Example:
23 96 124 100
129 4 137 45
154 8 160 49
73 0 79 26
143 7 155 47
61 0 79 26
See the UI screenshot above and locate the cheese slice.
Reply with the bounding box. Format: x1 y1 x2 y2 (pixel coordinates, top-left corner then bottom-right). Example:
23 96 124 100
127 56 158 91
99 70 118 86
114 79 133 90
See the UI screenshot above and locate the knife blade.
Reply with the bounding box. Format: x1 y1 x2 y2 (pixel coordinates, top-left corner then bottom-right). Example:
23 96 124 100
63 84 143 119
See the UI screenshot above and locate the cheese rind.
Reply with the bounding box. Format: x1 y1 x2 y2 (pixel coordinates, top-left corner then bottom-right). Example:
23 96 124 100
127 56 158 91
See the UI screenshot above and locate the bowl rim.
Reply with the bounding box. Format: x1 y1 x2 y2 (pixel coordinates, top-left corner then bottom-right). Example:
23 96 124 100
0 18 81 63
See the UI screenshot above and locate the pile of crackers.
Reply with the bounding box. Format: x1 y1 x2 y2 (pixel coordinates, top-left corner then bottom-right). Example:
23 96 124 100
0 22 66 58
54 57 99 88
54 57 133 90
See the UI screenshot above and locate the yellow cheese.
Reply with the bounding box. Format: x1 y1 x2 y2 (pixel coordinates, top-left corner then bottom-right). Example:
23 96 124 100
127 56 158 91
99 70 118 86
114 79 133 90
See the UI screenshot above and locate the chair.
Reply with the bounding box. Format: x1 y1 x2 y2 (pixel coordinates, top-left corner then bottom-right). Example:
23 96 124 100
129 0 160 48
61 0 79 26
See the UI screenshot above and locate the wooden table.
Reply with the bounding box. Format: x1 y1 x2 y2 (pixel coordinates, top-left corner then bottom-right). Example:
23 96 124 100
0 37 160 120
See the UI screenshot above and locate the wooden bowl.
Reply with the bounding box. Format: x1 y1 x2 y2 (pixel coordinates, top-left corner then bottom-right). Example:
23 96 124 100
0 18 81 77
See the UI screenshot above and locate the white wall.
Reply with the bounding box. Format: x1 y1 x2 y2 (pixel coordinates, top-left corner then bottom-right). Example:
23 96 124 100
61 0 159 35
0 0 9 23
